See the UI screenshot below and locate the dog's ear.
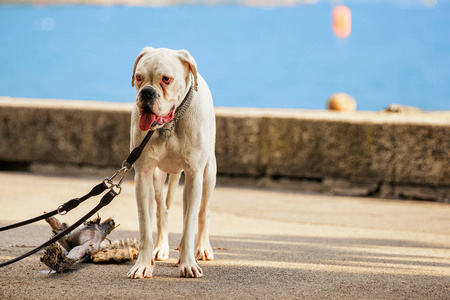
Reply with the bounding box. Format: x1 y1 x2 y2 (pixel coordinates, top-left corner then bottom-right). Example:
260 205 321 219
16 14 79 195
177 50 198 91
131 47 153 87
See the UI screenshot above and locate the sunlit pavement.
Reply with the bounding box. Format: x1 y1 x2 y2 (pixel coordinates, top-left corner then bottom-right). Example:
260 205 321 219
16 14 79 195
1 171 449 299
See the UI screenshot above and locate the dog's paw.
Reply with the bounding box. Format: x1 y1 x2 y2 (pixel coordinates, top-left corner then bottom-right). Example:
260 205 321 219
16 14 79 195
195 244 214 261
153 243 170 261
178 257 203 278
127 259 155 279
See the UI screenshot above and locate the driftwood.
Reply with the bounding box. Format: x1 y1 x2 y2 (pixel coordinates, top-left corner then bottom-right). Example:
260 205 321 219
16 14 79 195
40 214 138 273
91 238 139 263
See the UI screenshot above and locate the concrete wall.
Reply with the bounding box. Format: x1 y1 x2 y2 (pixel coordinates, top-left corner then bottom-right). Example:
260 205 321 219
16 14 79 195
1 97 449 202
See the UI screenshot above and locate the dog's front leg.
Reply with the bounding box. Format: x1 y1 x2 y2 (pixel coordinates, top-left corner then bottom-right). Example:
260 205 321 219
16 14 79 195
127 170 155 279
153 168 170 261
196 156 216 261
178 171 203 278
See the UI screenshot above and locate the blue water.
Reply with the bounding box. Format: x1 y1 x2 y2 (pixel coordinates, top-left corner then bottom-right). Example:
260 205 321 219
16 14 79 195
1 2 449 111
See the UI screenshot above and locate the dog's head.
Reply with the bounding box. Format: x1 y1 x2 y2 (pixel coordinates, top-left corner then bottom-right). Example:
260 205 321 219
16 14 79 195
131 47 198 131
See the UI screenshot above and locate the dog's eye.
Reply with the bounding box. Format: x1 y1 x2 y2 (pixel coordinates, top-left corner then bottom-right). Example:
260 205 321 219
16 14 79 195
162 76 172 85
135 75 143 83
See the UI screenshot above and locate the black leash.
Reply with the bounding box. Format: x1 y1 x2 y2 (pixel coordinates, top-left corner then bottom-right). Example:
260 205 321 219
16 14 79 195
0 129 155 268
0 188 118 268
0 182 109 232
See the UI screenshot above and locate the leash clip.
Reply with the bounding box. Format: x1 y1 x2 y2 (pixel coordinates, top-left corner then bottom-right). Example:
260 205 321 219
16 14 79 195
57 205 68 216
161 117 178 149
104 166 130 196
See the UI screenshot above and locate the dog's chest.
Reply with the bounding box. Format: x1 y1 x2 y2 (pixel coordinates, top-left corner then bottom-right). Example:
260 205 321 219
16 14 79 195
143 134 186 173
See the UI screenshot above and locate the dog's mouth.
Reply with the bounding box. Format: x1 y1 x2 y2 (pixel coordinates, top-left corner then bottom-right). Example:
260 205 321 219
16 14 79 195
139 107 176 131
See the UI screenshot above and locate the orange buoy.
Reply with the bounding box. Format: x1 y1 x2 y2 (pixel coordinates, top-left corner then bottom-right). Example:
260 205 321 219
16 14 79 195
332 5 352 39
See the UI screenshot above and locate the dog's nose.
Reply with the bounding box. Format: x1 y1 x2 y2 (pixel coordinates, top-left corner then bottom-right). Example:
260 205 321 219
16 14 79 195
139 86 160 105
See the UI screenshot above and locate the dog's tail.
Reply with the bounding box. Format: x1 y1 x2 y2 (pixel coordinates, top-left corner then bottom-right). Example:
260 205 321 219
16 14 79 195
166 173 181 210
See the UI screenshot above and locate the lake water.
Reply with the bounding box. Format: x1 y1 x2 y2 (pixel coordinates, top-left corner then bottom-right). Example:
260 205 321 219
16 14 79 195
1 1 449 111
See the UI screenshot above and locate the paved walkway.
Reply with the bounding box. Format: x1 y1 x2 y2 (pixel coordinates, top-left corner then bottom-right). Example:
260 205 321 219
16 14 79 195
1 171 449 299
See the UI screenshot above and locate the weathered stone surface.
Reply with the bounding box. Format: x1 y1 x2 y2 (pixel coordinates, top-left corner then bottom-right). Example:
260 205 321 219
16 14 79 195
381 183 450 203
264 117 395 182
1 98 449 201
323 178 380 197
0 98 131 168
215 108 263 176
390 124 450 186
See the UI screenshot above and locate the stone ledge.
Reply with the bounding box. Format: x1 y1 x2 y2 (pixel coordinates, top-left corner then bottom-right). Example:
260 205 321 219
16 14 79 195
1 97 449 202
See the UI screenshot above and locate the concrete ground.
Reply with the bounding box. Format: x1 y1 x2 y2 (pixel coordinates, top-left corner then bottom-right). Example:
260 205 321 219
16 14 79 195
0 171 449 299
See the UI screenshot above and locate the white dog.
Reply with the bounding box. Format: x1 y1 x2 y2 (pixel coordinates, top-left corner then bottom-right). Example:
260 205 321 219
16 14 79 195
127 47 216 279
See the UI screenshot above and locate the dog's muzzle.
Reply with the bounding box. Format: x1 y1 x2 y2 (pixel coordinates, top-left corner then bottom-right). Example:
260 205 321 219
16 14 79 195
138 86 176 132
139 86 160 109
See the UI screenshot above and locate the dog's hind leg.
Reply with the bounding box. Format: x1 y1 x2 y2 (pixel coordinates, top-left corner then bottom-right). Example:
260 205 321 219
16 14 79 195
153 168 171 261
166 172 181 209
196 155 216 261
178 170 204 278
